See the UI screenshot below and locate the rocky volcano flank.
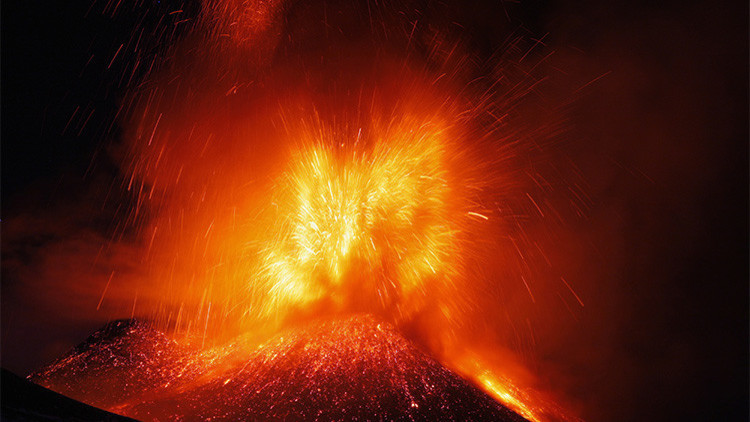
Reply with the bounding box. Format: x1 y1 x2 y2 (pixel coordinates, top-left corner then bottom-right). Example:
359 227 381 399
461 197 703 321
31 315 527 421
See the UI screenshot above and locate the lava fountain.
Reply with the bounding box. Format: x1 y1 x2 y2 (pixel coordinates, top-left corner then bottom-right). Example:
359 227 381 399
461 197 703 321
26 0 589 421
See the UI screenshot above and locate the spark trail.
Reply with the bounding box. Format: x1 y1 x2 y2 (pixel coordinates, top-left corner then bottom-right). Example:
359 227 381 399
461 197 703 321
28 1 590 421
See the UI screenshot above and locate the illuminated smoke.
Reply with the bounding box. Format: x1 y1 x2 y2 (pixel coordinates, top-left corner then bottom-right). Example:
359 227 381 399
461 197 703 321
13 1 594 420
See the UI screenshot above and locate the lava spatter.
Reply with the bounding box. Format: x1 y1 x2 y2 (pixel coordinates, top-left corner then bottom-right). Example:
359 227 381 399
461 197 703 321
29 320 193 409
32 316 529 421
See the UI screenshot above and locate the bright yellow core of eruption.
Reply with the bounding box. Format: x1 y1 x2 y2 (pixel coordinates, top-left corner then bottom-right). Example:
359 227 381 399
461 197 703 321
258 122 458 320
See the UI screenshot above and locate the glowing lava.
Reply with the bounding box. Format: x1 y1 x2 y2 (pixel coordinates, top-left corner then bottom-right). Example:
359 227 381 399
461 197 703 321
32 316 530 421
257 116 461 322
22 0 587 421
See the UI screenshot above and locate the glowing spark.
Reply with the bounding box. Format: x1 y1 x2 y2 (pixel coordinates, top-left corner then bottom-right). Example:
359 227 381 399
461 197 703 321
467 211 489 220
256 118 460 320
97 271 116 311
560 277 584 307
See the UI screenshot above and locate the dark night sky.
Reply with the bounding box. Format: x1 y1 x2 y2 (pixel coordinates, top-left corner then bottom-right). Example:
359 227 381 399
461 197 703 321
2 1 748 421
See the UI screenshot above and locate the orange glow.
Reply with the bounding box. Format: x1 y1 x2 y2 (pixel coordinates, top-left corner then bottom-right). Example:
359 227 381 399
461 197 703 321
477 374 540 422
28 1 587 420
34 316 553 420
200 0 286 51
447 350 582 422
255 115 461 322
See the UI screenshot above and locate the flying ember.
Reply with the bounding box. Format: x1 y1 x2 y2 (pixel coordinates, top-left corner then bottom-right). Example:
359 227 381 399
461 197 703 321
19 0 589 421
256 115 460 322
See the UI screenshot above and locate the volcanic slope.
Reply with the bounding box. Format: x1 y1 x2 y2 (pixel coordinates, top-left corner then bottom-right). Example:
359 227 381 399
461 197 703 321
32 315 528 421
30 319 196 410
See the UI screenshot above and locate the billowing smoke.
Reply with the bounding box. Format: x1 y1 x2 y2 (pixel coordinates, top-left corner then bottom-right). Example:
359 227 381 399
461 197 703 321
2 0 745 421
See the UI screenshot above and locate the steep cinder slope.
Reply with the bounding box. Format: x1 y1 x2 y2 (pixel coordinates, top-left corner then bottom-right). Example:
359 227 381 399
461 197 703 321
32 316 527 421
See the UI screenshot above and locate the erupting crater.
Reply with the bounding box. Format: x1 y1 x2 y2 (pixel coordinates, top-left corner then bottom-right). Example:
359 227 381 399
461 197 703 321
31 315 528 421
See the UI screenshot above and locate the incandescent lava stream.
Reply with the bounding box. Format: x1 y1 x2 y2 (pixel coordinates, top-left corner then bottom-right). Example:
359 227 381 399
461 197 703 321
31 315 528 421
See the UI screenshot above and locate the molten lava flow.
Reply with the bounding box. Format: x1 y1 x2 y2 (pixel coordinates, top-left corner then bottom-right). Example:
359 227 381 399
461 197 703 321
449 351 577 422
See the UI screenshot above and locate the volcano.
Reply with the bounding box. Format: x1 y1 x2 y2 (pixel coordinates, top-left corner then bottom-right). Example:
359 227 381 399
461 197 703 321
29 315 528 421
